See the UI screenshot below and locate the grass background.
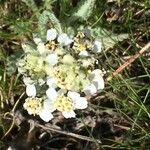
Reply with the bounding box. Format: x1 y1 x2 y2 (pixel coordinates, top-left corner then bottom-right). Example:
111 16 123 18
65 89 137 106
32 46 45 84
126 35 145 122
0 0 150 149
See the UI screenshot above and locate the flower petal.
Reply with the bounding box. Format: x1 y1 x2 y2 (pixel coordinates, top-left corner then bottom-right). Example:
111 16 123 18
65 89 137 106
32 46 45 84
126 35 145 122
46 29 57 41
37 43 48 55
46 88 57 100
74 97 88 109
79 51 89 57
62 111 76 118
47 78 57 88
93 40 102 53
57 33 73 46
67 91 80 99
46 54 58 66
39 109 54 122
39 98 56 122
26 84 36 97
89 69 103 81
93 76 105 90
83 84 97 96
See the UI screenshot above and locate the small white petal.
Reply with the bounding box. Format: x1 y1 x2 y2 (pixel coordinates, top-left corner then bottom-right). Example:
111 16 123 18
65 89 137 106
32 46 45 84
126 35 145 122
26 84 36 97
93 76 105 90
39 99 56 122
57 33 73 46
79 51 89 57
47 78 57 88
74 97 88 109
93 40 102 53
67 91 80 99
37 43 48 55
34 37 42 44
62 111 76 118
46 88 57 100
89 69 103 81
46 28 57 41
39 109 54 122
83 84 97 96
46 54 58 66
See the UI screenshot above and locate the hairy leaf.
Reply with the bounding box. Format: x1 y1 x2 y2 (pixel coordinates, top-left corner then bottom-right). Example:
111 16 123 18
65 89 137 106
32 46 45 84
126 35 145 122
69 0 96 23
90 27 129 50
38 10 62 38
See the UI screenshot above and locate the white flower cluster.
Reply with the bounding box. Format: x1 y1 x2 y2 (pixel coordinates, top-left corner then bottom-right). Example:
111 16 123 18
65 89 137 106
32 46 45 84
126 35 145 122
17 28 105 122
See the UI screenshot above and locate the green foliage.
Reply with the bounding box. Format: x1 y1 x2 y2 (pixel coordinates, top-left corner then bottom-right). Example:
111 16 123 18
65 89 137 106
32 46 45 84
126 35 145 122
38 10 62 38
69 0 96 23
22 0 38 12
6 51 22 76
90 27 129 50
0 0 150 149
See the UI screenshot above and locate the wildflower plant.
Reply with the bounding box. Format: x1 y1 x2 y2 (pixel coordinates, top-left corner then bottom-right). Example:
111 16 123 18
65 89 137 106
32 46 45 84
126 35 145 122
16 0 128 122
17 27 105 122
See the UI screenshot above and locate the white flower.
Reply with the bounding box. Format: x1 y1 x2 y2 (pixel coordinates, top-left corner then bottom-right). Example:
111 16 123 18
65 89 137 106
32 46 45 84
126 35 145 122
23 97 54 122
92 40 102 53
46 88 88 118
46 28 57 41
26 84 36 97
46 53 58 66
57 33 73 46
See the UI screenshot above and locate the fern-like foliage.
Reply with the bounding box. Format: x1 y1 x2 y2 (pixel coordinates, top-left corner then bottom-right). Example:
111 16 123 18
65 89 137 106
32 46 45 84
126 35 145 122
69 0 96 23
38 10 62 39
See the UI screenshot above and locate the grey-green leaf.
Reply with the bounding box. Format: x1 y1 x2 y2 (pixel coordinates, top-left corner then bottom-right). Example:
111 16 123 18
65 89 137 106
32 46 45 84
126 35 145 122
90 27 129 50
69 0 96 23
38 10 62 38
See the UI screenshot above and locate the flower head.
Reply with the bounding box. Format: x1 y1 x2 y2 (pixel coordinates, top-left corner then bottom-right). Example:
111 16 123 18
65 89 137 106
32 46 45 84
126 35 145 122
23 97 43 115
46 88 88 118
23 97 54 122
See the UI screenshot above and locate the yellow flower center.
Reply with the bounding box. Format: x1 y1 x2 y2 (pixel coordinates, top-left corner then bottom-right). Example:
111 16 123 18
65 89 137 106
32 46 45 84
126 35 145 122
72 32 92 53
53 94 74 112
52 66 74 90
73 42 87 52
23 97 43 115
45 41 58 51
